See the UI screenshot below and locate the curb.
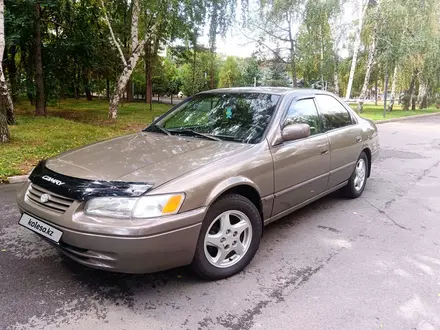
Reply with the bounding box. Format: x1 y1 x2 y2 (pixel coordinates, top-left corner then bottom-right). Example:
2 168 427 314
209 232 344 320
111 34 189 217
3 111 440 184
374 112 440 124
7 175 29 184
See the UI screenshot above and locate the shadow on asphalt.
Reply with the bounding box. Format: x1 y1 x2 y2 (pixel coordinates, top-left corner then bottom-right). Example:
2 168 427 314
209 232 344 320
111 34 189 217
55 190 343 301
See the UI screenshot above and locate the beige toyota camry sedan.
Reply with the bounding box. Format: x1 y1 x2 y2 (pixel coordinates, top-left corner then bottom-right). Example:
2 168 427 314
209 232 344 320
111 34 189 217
17 87 379 280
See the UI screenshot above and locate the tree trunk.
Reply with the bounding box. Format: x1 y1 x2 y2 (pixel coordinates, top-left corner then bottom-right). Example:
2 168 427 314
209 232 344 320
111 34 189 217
408 69 418 111
411 95 416 110
333 52 340 96
0 2 9 142
417 81 428 109
83 75 92 101
375 76 378 106
34 2 45 116
106 78 110 100
0 0 15 126
84 86 92 101
319 25 324 90
131 0 139 51
285 13 297 88
26 72 35 105
0 110 9 143
1 68 15 125
346 1 368 100
192 43 197 94
388 66 397 111
108 40 145 119
145 48 153 110
210 58 215 89
288 27 297 87
125 0 138 103
357 32 377 113
383 63 388 118
7 45 17 102
146 64 152 109
126 78 133 101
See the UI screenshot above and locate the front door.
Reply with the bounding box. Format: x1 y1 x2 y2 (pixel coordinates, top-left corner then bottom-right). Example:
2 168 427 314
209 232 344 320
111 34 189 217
271 97 330 216
315 94 363 188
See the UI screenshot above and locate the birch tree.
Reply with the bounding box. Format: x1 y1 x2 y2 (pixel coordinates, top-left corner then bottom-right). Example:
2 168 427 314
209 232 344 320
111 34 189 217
329 16 348 96
388 65 397 111
297 0 341 89
206 0 236 89
0 0 13 143
102 0 143 119
244 0 308 87
357 2 380 113
345 0 369 100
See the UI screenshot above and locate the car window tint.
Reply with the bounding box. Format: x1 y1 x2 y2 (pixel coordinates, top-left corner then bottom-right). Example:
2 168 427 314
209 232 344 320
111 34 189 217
284 98 321 135
315 95 353 131
164 97 220 128
157 93 280 144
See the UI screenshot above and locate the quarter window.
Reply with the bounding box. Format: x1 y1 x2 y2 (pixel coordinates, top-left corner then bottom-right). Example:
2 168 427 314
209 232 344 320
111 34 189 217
315 95 353 131
283 98 321 135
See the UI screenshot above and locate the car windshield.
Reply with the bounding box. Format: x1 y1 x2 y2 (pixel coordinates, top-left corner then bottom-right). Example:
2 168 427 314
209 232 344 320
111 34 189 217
145 93 281 144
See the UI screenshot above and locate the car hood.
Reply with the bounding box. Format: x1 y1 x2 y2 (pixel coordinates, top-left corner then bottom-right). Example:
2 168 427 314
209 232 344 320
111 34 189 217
45 132 253 186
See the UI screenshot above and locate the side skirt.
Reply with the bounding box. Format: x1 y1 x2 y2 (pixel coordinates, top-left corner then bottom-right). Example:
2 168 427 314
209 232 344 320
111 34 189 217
263 181 348 226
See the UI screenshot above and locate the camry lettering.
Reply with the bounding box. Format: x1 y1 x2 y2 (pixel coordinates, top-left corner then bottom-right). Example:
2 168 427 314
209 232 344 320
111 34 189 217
42 175 65 186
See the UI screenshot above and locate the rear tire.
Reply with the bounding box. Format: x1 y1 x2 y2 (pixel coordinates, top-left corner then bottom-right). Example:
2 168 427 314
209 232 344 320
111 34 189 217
342 151 369 199
192 194 262 280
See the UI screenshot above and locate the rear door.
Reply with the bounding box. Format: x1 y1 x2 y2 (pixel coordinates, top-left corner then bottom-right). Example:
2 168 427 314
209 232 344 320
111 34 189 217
271 97 330 216
315 94 363 189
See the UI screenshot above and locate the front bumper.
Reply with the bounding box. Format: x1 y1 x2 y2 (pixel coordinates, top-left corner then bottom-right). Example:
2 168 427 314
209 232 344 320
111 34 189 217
17 182 206 273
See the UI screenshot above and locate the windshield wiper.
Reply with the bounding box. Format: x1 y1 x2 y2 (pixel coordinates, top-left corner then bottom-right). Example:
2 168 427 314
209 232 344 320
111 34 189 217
147 124 171 136
168 128 221 141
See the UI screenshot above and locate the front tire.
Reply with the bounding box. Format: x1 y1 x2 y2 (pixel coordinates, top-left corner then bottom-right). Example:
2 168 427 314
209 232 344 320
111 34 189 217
192 194 262 280
342 151 369 198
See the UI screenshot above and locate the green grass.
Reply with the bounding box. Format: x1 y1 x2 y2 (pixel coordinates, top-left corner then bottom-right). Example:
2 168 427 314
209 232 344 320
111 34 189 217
351 103 440 121
0 99 172 181
1 99 439 182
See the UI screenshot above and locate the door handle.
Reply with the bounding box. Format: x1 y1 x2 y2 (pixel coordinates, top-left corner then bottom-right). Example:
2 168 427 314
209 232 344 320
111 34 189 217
321 149 329 155
356 136 362 143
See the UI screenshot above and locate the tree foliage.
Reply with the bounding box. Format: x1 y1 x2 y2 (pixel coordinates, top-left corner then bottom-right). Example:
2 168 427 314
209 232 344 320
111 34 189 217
1 0 440 143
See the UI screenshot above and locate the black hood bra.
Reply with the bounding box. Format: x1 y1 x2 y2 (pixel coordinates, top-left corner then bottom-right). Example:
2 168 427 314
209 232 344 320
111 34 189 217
29 160 154 201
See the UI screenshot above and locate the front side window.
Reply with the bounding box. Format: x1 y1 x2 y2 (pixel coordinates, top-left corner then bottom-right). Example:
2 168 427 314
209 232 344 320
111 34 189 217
315 95 353 131
283 98 321 135
146 93 280 144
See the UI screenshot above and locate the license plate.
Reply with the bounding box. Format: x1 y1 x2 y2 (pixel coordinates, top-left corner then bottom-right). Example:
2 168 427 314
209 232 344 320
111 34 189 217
19 214 63 243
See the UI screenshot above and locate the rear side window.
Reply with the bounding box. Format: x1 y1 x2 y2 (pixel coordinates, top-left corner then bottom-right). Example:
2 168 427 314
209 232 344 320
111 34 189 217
283 98 321 135
315 95 353 131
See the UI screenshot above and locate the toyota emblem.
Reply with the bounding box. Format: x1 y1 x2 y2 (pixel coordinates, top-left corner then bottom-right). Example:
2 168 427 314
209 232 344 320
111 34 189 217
40 194 50 203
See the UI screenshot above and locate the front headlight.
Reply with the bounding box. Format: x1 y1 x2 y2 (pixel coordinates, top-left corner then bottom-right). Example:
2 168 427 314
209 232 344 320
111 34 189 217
84 193 185 219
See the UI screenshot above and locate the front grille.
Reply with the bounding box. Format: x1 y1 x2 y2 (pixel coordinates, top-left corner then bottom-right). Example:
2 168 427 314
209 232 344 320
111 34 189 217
26 183 74 214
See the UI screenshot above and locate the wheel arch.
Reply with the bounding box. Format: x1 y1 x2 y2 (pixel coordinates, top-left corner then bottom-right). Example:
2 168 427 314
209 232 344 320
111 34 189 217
206 178 263 220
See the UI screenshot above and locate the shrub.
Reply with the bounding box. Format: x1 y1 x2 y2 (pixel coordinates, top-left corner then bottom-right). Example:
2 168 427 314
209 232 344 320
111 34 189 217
401 93 411 110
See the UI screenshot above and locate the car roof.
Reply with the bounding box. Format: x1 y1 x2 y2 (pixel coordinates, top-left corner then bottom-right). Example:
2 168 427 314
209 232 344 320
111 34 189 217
198 87 335 97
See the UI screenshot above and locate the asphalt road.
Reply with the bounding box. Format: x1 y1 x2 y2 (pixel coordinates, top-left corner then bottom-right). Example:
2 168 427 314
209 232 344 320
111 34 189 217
1 116 440 330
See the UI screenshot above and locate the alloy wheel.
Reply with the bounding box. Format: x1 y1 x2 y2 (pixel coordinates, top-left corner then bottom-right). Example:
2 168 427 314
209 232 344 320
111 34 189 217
203 210 253 268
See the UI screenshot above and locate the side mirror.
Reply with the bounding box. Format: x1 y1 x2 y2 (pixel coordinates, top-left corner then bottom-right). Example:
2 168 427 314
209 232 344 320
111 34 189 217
281 124 311 142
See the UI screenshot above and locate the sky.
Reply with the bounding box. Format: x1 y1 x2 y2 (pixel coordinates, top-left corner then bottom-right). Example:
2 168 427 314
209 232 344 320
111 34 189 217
197 0 358 59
